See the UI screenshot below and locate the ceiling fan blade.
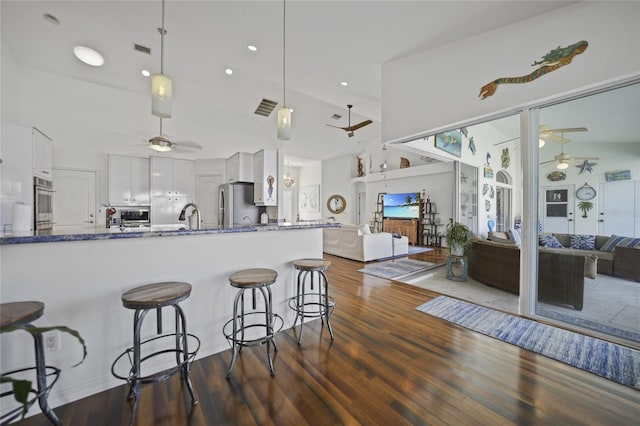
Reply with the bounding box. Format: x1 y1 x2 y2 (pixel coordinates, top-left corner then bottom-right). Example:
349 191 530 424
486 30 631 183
176 141 203 150
542 133 570 143
492 136 520 146
547 127 588 133
326 124 347 130
539 159 556 165
346 120 373 132
574 156 599 160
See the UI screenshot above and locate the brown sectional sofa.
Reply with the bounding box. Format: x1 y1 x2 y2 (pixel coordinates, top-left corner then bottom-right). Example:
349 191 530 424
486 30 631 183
467 238 586 310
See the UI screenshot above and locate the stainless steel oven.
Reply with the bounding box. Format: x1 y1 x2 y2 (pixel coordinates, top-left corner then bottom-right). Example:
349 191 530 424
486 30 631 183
33 176 54 231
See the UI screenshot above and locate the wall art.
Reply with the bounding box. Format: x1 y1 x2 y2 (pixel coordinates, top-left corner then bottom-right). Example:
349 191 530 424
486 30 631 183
435 130 462 158
547 171 566 181
479 40 588 99
299 185 320 212
576 159 597 174
605 170 631 181
483 166 494 179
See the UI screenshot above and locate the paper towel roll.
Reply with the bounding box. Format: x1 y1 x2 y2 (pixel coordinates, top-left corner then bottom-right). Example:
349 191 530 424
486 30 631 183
12 203 32 232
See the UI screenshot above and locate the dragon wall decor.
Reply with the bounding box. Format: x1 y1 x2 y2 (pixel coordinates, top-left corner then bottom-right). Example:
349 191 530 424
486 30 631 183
479 40 588 100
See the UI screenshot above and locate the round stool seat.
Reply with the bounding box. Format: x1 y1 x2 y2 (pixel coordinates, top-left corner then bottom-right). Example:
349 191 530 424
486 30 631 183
122 282 192 309
1 301 44 328
229 268 277 288
293 258 331 272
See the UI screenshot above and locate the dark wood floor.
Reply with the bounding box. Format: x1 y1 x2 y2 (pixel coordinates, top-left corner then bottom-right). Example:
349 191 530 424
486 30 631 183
18 249 640 425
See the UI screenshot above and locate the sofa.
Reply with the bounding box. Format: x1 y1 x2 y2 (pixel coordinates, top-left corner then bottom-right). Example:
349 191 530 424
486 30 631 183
323 224 409 262
468 238 586 310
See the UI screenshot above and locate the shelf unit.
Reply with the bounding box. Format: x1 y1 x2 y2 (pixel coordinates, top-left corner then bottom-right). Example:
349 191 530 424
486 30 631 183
420 200 443 247
370 192 385 233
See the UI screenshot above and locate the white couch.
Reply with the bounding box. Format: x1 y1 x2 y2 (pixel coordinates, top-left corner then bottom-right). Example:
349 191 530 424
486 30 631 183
323 224 409 262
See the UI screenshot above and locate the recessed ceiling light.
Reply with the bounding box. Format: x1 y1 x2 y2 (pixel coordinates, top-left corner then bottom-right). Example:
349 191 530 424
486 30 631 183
247 45 257 52
43 13 60 25
141 69 151 77
73 46 104 67
340 81 349 86
225 68 233 75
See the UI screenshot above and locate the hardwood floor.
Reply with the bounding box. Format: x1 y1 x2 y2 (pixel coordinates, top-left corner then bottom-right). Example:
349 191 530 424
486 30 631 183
18 249 640 425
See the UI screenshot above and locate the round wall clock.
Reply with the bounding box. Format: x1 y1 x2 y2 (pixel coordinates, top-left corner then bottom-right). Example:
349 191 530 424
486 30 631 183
576 183 596 200
327 194 346 214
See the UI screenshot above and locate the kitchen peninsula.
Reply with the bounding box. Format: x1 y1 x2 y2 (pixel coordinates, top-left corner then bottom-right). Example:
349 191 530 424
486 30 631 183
0 222 336 411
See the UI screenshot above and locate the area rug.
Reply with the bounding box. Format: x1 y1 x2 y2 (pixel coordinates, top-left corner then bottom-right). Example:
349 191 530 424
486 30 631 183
374 245 434 262
416 296 640 390
358 259 442 279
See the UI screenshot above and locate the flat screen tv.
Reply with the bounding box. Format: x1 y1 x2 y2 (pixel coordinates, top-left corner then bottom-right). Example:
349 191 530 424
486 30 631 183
383 192 421 219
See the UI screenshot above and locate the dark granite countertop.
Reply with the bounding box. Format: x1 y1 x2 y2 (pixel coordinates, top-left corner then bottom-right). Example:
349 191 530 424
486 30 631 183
1 222 339 245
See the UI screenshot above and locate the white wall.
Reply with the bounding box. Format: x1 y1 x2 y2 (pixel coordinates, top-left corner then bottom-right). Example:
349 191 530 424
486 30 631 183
0 37 21 124
297 161 322 221
321 156 355 223
382 2 640 141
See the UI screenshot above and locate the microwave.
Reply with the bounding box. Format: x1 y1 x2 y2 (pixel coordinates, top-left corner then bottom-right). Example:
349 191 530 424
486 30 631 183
120 207 150 226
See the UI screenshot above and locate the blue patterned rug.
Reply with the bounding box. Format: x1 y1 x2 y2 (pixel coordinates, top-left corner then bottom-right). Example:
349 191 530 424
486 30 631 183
358 259 442 279
416 296 640 390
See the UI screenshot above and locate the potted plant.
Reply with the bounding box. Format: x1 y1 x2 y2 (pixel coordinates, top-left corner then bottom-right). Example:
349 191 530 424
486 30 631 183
445 221 472 256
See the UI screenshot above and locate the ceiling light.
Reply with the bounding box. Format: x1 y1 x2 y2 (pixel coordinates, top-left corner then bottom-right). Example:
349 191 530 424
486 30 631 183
225 68 233 75
73 46 104 67
539 138 545 148
149 135 174 152
141 69 151 77
248 45 257 51
283 174 295 188
556 161 569 170
277 0 291 140
340 81 349 86
151 0 172 118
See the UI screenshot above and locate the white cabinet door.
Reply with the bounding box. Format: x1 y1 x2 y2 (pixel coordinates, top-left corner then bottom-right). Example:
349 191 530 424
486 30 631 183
226 152 253 183
130 157 150 205
53 169 96 230
150 157 173 197
253 149 277 206
0 124 34 230
172 159 195 196
109 155 132 204
32 128 53 179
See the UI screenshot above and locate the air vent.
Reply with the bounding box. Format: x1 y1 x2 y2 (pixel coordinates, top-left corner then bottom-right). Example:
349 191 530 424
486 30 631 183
330 114 342 120
134 43 151 55
254 98 278 117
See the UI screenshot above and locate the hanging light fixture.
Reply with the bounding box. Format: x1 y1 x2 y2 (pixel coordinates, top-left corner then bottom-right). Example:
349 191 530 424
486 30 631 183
283 162 295 187
556 160 569 170
151 0 172 118
277 0 291 140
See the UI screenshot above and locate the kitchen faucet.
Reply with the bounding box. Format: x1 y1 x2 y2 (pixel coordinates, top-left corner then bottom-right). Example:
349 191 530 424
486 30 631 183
178 202 201 230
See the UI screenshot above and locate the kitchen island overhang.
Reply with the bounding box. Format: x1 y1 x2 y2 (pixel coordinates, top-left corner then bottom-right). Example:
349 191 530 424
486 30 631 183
0 223 337 417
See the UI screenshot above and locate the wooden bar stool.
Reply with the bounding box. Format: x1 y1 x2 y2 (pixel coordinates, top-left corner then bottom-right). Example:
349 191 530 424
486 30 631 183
288 259 335 345
223 268 283 378
111 282 200 425
0 301 61 425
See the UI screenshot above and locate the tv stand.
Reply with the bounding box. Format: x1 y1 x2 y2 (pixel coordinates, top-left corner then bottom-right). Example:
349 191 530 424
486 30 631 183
383 218 418 245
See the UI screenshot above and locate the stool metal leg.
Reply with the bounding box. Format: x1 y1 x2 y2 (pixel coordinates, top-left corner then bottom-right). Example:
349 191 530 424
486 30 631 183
260 286 275 376
319 271 334 340
28 325 61 426
226 289 244 379
129 308 149 425
174 304 197 405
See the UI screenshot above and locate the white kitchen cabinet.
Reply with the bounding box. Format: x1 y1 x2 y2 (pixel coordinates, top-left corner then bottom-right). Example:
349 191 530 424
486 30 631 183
32 128 53 179
108 155 150 205
226 152 254 183
253 149 277 206
150 157 195 224
0 124 34 230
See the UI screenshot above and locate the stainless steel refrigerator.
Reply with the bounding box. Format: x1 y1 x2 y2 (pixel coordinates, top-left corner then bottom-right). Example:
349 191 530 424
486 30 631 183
218 182 259 227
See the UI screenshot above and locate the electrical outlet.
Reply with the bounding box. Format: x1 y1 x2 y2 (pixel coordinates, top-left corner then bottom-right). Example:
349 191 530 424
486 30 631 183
43 330 60 352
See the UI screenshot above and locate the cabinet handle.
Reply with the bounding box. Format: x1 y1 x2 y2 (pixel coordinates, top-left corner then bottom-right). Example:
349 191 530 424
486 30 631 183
84 220 94 224
42 170 50 174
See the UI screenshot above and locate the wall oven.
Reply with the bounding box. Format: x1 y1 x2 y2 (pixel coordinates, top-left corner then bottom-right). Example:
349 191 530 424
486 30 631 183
33 176 53 231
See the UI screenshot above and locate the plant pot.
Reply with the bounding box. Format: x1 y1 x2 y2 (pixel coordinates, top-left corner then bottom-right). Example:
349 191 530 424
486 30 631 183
450 243 464 256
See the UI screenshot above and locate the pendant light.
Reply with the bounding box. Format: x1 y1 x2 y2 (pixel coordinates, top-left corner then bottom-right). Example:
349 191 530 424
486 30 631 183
151 0 172 118
277 0 291 140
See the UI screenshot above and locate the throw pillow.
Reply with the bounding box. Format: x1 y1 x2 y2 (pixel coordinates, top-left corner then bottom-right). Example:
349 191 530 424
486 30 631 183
508 228 521 246
570 234 596 250
584 254 598 279
539 234 564 248
359 224 372 235
600 235 640 252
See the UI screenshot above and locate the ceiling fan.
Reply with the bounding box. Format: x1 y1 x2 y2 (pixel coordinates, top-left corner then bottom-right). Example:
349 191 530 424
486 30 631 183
493 125 588 148
326 104 372 137
147 118 204 152
539 141 598 169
